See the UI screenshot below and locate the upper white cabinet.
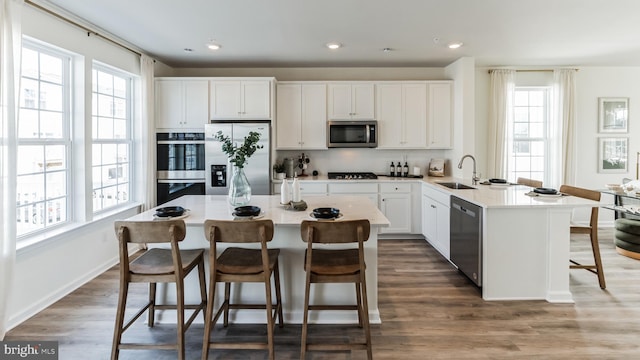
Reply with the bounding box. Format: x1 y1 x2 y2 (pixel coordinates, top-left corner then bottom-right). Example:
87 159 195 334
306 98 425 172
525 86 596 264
210 80 271 119
427 82 453 149
155 79 209 130
376 82 427 149
276 83 327 150
327 82 375 120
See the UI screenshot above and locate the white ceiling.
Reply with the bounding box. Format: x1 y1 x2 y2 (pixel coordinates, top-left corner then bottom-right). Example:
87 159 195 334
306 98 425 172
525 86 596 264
40 0 640 68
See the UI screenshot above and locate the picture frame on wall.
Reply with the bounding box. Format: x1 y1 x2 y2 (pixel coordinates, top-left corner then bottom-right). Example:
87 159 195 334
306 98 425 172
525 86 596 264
599 97 629 133
598 137 628 173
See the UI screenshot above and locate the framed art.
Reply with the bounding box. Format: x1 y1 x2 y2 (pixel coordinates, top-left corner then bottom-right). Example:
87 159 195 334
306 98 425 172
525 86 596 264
598 137 628 173
599 97 629 133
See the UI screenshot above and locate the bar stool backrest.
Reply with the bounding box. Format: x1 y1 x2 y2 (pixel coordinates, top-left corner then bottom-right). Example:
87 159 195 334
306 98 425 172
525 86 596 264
204 219 274 244
300 219 370 244
114 219 186 244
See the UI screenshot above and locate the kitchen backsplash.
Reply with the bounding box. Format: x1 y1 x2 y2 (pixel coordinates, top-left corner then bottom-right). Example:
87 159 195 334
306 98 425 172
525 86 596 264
275 148 450 177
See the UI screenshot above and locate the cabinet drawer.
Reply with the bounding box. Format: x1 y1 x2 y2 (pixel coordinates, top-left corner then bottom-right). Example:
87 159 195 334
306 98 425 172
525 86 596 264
380 183 412 193
328 183 378 194
300 182 327 194
423 184 450 206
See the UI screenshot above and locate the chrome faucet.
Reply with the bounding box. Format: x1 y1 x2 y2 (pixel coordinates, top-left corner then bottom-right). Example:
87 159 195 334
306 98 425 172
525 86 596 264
458 154 480 185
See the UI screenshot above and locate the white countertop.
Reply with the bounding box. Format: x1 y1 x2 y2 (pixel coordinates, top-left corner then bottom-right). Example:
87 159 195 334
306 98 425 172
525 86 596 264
275 175 602 209
128 194 391 227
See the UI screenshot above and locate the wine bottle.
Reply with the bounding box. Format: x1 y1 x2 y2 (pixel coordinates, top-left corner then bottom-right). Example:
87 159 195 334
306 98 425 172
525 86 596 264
403 162 409 177
390 162 395 177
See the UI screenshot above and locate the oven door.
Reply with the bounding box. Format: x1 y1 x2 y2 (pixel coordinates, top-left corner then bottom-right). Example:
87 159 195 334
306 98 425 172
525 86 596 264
157 138 206 179
157 179 206 205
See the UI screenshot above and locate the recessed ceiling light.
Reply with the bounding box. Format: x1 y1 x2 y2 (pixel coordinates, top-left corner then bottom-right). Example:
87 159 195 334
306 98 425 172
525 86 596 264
207 43 221 50
183 48 194 52
382 48 392 53
326 42 342 50
448 42 463 49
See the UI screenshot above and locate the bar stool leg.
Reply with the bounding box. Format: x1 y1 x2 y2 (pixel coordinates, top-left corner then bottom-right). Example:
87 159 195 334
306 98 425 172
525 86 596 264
273 261 284 327
360 273 372 360
223 282 231 327
176 279 186 360
591 232 606 289
201 274 217 360
111 281 128 360
264 270 275 360
197 261 208 323
355 283 363 327
148 282 156 326
301 272 312 359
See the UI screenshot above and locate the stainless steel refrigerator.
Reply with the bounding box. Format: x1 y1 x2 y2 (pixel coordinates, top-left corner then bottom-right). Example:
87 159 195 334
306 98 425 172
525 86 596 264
204 121 271 196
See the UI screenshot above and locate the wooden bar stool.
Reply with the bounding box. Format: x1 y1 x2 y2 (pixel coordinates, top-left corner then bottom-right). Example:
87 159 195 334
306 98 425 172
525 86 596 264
300 219 372 360
560 184 606 289
517 177 543 188
201 219 283 360
111 219 207 360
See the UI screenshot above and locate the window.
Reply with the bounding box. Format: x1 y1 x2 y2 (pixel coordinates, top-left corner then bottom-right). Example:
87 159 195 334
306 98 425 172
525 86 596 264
17 42 71 237
91 65 132 212
508 87 550 184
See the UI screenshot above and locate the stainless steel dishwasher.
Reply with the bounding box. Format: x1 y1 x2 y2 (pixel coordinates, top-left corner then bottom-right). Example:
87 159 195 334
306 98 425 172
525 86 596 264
450 196 482 287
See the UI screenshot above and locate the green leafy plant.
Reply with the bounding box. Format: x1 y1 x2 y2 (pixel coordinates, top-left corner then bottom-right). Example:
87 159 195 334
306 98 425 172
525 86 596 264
273 161 285 173
214 130 263 169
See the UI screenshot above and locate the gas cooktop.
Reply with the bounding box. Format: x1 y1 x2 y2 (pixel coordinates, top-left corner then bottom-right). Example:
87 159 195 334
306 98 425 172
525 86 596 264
327 172 378 180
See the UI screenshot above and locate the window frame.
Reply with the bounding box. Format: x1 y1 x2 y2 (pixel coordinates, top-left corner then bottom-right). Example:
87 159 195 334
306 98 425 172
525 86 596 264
91 62 134 214
16 39 73 238
508 86 551 185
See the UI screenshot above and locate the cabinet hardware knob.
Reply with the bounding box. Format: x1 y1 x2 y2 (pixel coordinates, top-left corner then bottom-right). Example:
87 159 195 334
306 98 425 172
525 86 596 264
431 204 436 208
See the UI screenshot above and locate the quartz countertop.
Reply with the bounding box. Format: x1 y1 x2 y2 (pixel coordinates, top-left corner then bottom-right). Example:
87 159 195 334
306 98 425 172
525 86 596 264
128 195 391 227
272 175 601 209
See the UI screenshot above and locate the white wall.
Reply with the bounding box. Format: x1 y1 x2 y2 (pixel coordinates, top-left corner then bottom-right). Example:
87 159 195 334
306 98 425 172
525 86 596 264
8 6 144 330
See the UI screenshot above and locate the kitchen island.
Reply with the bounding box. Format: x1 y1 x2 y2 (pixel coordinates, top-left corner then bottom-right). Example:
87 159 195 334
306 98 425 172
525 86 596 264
125 194 390 324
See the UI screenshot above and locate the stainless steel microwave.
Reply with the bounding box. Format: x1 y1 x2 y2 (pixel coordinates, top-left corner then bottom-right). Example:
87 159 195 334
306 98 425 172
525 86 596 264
327 121 377 148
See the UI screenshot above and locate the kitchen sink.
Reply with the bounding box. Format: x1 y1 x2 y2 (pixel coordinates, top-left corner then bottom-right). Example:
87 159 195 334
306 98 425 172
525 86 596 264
436 182 476 190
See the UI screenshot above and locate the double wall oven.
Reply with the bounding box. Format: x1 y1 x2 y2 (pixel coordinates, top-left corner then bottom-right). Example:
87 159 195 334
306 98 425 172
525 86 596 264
156 132 206 205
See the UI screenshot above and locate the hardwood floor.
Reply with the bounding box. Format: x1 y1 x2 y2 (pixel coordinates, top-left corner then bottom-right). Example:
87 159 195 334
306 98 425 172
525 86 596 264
6 228 640 359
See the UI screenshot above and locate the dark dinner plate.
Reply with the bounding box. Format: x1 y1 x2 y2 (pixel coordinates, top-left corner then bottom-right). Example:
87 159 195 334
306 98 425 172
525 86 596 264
233 205 262 217
533 187 558 195
312 207 340 219
155 206 185 217
488 178 507 184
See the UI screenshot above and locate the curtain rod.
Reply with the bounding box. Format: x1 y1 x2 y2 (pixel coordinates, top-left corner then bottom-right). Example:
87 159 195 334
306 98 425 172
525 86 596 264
488 69 579 73
25 0 143 57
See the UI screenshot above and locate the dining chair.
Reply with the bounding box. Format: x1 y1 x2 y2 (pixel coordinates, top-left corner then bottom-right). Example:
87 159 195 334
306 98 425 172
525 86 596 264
299 219 372 360
559 184 606 289
201 219 283 360
111 219 207 360
517 177 543 188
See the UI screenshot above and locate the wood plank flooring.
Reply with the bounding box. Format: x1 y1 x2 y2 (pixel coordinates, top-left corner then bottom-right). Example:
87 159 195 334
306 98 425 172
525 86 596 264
6 228 640 359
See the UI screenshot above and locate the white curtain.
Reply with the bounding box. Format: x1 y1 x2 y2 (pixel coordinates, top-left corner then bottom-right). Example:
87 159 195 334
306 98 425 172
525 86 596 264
140 54 156 210
0 0 22 340
551 69 577 187
487 69 515 179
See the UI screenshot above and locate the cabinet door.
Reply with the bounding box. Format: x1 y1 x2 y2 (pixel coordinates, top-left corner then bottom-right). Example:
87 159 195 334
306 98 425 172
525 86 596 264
300 83 327 149
183 80 209 128
380 193 411 233
276 84 302 149
328 83 353 119
242 81 271 119
376 83 403 148
402 83 427 148
155 80 182 129
427 82 453 149
436 201 450 259
351 83 375 119
210 80 241 119
422 194 438 243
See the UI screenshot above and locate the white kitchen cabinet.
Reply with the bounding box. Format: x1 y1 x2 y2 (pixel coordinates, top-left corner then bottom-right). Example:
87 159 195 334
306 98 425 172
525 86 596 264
422 184 451 259
328 82 375 120
376 82 427 149
379 183 412 234
273 181 327 196
276 83 327 150
210 80 271 119
427 82 453 149
155 79 209 130
328 183 378 206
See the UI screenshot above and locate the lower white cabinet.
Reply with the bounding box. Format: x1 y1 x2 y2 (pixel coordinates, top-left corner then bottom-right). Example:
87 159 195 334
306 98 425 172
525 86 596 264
421 184 451 259
328 183 378 206
379 183 412 234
